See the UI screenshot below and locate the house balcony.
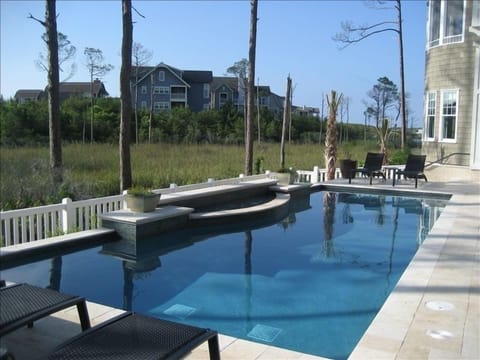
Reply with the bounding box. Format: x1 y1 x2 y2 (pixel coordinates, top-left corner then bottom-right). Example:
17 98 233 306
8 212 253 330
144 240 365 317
171 93 187 101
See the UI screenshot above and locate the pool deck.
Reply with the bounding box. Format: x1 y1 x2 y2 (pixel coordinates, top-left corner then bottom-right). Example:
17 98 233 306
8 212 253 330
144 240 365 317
1 178 479 359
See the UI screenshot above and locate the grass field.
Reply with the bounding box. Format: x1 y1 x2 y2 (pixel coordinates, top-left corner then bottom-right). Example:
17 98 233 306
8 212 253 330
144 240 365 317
0 142 381 210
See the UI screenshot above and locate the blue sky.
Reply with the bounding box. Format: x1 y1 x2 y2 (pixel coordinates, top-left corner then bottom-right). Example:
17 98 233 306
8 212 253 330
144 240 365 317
1 0 427 126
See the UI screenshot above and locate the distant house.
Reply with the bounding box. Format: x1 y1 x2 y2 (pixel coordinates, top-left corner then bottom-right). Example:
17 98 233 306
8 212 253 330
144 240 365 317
210 76 285 115
14 80 109 104
56 80 109 102
131 63 212 112
14 89 43 104
293 105 320 117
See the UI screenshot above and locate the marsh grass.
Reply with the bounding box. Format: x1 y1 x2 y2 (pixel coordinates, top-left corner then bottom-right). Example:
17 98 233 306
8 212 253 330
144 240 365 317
0 142 379 210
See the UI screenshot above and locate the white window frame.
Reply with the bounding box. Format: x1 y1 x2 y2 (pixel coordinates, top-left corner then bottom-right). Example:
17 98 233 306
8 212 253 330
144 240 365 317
440 89 459 143
159 70 165 82
425 91 436 141
203 83 210 99
427 0 465 49
141 86 147 94
159 86 169 95
472 0 480 27
219 92 228 106
153 101 170 112
140 101 147 109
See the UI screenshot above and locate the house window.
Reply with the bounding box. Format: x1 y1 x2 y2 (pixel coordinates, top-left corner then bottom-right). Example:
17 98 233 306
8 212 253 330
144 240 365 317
140 101 147 109
159 71 165 82
203 83 210 99
219 92 228 106
154 101 170 112
472 0 480 27
141 86 147 94
425 91 436 140
428 0 464 48
159 87 169 94
440 90 458 141
153 86 169 94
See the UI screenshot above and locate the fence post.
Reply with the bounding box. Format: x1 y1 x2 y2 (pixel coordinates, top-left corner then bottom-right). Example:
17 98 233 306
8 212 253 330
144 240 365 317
312 166 319 183
62 198 73 234
122 190 128 210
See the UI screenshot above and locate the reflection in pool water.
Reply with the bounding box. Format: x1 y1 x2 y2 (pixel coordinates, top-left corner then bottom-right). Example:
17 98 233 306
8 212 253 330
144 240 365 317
2 191 448 359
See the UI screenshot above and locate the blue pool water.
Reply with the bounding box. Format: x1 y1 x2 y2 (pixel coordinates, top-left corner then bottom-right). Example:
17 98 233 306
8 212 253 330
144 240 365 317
2 191 447 359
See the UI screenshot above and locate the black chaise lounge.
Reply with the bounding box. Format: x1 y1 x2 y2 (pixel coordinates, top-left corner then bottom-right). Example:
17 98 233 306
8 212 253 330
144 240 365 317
0 283 91 337
392 154 428 188
48 311 221 360
349 152 386 185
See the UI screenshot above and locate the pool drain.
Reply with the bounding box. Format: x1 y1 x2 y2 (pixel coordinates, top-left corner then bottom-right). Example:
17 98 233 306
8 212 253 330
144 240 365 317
425 300 455 311
162 304 196 319
247 324 282 343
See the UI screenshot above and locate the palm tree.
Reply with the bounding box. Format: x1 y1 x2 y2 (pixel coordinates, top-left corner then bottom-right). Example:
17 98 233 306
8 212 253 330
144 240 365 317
325 90 343 180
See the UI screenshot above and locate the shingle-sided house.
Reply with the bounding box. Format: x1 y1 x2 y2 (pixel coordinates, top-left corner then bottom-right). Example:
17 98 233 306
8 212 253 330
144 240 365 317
14 89 43 103
56 80 109 102
210 76 285 115
423 0 480 173
131 63 212 113
14 80 109 104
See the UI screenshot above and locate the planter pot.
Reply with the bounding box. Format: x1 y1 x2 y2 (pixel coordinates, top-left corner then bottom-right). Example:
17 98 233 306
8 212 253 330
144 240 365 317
126 193 160 213
339 159 358 179
275 172 295 185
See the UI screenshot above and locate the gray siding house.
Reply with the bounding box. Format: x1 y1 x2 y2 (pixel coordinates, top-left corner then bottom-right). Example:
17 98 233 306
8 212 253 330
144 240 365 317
210 76 285 115
423 0 480 171
131 63 212 113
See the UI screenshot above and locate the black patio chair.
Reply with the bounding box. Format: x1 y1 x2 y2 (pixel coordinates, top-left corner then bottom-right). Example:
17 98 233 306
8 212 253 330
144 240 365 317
349 152 386 185
392 154 427 188
49 311 220 360
0 283 91 337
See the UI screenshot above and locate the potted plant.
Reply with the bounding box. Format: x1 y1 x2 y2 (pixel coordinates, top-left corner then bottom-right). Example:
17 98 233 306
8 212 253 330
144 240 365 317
125 186 160 213
339 146 357 179
275 167 296 185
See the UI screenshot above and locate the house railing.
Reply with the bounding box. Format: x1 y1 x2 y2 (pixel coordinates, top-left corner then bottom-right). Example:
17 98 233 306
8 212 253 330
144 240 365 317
0 166 404 247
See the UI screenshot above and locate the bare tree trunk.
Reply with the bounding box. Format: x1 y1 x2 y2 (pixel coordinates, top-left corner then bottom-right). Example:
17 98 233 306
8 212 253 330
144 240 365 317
90 73 94 143
256 77 261 143
149 73 153 144
46 0 63 185
280 75 291 169
245 0 258 176
397 0 407 149
119 0 132 191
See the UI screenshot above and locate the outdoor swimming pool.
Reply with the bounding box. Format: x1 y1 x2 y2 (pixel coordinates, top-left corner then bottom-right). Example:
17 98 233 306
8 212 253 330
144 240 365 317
2 190 448 359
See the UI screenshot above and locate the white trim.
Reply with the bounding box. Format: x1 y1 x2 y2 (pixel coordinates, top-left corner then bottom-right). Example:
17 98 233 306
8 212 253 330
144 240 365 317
424 91 437 141
471 47 480 169
439 89 459 143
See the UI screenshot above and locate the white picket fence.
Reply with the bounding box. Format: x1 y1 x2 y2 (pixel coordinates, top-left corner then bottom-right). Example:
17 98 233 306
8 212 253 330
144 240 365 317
0 195 124 247
0 166 403 247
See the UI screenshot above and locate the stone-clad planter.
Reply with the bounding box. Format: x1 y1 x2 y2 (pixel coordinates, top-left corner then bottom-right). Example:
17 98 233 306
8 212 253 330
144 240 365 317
125 193 160 213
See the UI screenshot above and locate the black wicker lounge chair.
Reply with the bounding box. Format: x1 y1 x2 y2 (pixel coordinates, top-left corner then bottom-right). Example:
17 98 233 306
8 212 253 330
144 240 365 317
349 152 386 185
48 311 220 360
0 283 91 337
392 154 427 188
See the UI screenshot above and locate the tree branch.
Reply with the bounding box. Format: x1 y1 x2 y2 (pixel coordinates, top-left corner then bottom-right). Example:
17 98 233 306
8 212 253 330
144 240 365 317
28 13 46 26
333 20 399 49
